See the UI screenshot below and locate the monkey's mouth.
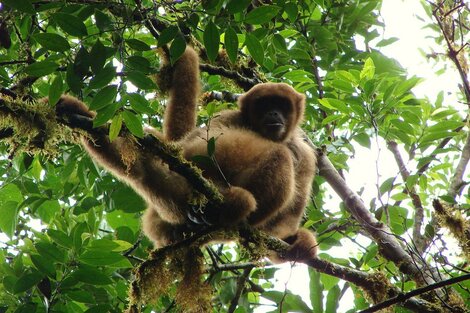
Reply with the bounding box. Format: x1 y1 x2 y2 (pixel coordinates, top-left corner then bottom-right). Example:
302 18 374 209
265 123 284 127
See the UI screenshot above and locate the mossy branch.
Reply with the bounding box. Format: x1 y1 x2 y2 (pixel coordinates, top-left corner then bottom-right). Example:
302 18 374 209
129 223 439 313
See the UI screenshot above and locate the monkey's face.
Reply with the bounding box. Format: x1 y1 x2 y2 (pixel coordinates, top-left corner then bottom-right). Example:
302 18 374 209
250 97 291 141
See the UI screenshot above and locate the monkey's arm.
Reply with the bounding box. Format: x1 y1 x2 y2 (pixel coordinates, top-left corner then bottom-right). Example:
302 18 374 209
161 46 200 141
56 95 193 223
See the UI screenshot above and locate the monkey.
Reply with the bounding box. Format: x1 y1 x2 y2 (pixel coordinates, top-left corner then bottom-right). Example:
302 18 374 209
56 46 318 262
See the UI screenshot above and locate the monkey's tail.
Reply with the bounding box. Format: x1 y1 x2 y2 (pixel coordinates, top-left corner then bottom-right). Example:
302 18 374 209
162 46 200 142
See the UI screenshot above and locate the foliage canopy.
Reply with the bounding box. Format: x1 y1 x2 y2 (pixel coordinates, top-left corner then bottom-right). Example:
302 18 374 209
0 0 469 312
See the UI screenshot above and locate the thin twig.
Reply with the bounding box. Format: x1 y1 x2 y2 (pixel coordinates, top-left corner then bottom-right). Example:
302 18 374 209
228 267 253 313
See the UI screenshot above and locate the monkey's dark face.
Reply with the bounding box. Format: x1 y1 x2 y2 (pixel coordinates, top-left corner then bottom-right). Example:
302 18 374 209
250 96 292 141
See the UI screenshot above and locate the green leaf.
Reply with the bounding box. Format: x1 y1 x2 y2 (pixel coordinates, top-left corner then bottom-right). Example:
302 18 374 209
127 71 155 90
396 76 423 95
73 46 90 77
376 37 399 47
284 70 314 83
89 85 118 110
36 241 66 263
126 39 151 51
122 110 144 138
0 184 22 238
192 155 215 169
207 137 216 156
169 34 186 65
48 75 64 106
126 56 151 73
353 132 371 148
226 0 251 13
320 273 340 291
420 131 459 145
106 210 139 232
24 61 58 77
13 272 43 294
272 34 287 53
325 285 341 313
318 98 348 113
37 199 61 224
66 290 95 303
53 13 88 37
72 265 113 285
427 120 463 132
284 2 299 22
244 33 264 65
127 93 153 114
360 57 375 80
30 254 55 277
79 250 127 266
224 27 238 63
206 101 216 117
111 185 146 213
108 114 122 142
2 0 34 14
89 39 107 74
204 21 220 62
379 177 395 194
309 268 323 312
89 66 116 90
158 26 179 47
388 206 409 235
66 63 83 93
425 224 435 238
94 9 113 32
93 102 120 127
202 0 221 11
244 6 281 24
47 229 73 249
262 291 312 312
0 201 18 238
89 239 132 252
33 33 70 52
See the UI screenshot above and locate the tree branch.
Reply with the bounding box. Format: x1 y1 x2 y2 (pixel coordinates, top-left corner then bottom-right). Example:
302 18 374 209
431 3 470 107
387 141 427 252
316 148 439 286
448 131 470 199
358 273 470 313
228 267 253 313
199 63 262 91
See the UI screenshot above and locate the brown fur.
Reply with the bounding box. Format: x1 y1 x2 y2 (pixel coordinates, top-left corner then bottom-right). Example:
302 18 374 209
57 46 318 262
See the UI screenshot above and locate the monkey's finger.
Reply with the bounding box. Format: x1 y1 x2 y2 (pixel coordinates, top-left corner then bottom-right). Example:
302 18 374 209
187 210 205 225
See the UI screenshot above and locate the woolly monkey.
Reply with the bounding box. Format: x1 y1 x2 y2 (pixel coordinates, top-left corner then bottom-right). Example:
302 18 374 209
56 47 318 262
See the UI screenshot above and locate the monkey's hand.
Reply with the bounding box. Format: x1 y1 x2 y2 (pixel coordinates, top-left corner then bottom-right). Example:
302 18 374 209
187 186 257 227
278 229 318 262
55 95 96 131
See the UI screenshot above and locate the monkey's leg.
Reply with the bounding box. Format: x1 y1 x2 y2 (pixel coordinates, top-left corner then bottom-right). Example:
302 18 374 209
239 146 296 226
142 207 192 247
269 229 318 263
